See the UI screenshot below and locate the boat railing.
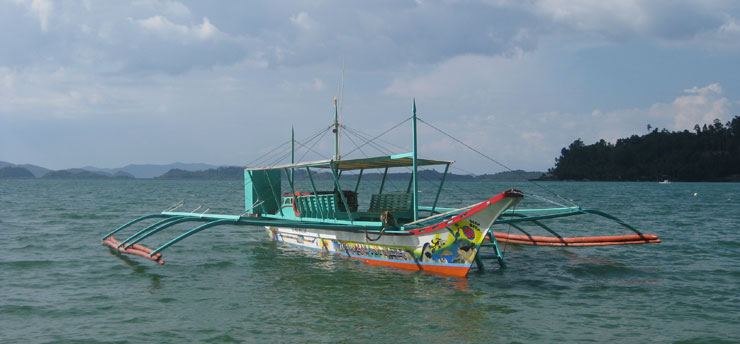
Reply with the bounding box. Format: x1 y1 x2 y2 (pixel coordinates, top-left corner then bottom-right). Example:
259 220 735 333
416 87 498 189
297 193 337 219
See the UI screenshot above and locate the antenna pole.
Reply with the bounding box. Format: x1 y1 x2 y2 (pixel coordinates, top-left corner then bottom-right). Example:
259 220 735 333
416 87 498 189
334 97 340 160
412 98 418 221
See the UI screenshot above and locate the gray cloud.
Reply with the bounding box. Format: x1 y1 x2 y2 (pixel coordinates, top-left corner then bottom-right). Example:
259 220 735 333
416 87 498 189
4 1 738 76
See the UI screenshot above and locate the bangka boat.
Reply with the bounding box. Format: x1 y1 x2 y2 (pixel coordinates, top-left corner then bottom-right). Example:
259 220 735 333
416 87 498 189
102 99 660 277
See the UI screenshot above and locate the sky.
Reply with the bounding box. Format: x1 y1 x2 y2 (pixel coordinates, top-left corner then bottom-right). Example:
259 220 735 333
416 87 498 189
1 0 739 174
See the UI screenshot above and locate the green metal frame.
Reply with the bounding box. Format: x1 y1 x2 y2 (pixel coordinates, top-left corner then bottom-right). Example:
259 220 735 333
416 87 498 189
379 167 388 195
102 214 170 240
329 163 353 222
149 219 237 256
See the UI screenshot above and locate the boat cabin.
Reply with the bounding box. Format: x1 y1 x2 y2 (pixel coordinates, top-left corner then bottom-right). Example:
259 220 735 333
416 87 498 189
244 153 452 226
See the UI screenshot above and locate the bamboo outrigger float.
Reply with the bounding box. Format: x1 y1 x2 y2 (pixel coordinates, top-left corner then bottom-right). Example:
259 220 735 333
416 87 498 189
102 99 660 277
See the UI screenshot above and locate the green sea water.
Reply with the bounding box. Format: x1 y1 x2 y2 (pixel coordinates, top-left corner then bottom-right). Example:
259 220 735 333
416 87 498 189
1 179 738 343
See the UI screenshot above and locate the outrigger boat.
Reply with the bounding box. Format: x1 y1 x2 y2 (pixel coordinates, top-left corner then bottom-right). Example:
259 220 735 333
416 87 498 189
102 99 660 277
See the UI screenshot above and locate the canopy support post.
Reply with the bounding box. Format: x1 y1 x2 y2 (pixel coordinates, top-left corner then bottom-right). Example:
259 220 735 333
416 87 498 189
329 162 353 222
379 167 388 195
354 168 364 193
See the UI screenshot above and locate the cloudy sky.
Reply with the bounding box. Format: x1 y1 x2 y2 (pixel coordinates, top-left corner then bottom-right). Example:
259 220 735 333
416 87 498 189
1 0 739 173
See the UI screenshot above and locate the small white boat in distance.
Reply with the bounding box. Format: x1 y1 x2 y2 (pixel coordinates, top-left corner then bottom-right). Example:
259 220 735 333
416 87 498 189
659 180 671 184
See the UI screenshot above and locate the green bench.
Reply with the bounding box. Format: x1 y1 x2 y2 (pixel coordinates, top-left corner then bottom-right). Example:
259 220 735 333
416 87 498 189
360 193 413 221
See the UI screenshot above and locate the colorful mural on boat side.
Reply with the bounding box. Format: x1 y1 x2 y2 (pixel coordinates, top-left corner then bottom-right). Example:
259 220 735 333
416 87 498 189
266 217 487 269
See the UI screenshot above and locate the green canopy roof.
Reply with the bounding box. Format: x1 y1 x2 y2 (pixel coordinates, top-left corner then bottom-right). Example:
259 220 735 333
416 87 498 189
246 152 452 171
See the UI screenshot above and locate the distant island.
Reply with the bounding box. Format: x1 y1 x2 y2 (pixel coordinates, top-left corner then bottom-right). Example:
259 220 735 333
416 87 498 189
0 166 35 179
0 160 543 182
0 162 219 180
548 116 740 182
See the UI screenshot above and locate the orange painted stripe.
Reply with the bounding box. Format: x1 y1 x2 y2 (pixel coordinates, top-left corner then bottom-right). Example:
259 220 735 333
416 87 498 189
347 255 471 278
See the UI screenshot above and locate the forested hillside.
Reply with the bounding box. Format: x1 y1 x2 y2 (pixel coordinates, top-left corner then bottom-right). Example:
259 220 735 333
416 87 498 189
549 116 740 181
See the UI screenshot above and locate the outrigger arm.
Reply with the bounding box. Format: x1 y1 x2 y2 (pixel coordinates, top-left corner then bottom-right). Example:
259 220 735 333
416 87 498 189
102 211 388 264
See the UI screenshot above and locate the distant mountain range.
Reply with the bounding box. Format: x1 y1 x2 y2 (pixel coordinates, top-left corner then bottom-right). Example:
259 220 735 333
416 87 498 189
0 161 52 178
0 160 544 181
0 161 219 179
79 162 219 179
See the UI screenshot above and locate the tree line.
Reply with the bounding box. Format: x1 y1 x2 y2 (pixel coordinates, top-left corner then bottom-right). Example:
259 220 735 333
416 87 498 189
549 116 740 181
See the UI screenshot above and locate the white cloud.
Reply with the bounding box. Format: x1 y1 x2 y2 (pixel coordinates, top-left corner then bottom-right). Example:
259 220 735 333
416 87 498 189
12 0 53 32
383 53 528 99
290 12 317 31
136 16 222 41
559 83 733 144
649 83 731 130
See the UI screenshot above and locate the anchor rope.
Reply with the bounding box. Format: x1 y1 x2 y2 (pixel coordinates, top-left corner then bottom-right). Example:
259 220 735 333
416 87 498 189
364 226 387 241
417 117 578 208
523 191 572 208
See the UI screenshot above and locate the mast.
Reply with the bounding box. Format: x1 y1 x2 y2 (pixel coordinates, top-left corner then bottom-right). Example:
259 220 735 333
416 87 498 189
291 126 295 184
412 98 418 221
334 97 340 160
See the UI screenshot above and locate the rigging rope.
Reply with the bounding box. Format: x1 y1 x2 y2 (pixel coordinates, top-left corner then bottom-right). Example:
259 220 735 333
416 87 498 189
343 117 411 157
417 117 578 207
297 128 331 162
342 121 564 212
343 125 403 155
245 140 290 167
342 126 394 156
341 128 371 158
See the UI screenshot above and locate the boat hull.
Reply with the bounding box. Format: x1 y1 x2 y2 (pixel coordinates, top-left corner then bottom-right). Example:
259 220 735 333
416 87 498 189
265 191 522 277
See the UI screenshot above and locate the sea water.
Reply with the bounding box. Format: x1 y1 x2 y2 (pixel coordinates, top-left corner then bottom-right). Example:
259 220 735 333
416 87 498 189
1 179 738 343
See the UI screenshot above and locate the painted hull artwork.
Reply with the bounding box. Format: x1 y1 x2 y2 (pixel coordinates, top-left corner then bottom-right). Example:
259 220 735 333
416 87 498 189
265 192 520 277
